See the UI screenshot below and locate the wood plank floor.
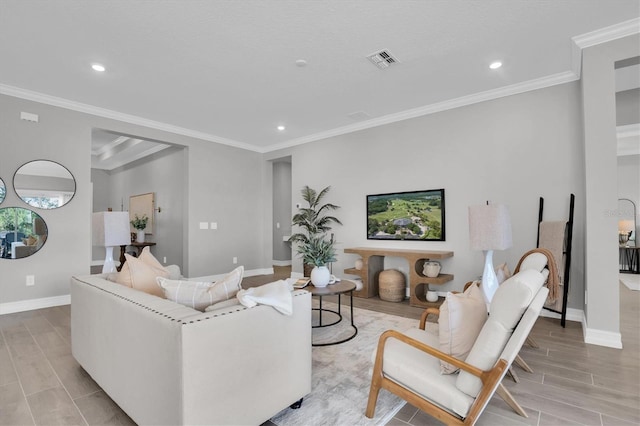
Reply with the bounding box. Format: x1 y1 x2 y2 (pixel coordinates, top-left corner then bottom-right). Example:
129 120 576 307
1 269 638 425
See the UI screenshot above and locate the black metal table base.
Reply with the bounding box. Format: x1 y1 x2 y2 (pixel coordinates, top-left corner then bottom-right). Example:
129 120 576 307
312 292 358 346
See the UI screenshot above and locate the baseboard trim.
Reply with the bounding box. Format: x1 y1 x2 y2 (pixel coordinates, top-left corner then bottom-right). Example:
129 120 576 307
272 260 292 267
0 295 71 315
190 267 275 282
581 311 623 349
539 307 583 322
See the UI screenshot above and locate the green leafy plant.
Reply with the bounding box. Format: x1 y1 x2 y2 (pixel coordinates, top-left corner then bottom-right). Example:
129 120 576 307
130 214 148 230
289 186 342 274
288 185 342 245
296 235 337 267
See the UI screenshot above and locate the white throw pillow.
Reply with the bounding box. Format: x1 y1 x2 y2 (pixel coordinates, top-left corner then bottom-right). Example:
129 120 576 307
158 266 244 311
438 284 488 374
157 278 216 311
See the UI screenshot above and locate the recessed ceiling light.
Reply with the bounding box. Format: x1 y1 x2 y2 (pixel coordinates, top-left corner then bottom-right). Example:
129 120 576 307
489 61 502 70
277 125 286 131
91 63 106 72
295 59 307 67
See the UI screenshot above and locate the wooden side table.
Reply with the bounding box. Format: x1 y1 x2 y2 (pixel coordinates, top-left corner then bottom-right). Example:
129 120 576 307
117 242 157 271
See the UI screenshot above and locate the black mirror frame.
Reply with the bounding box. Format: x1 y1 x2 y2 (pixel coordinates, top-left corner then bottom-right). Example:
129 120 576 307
13 160 76 210
0 177 5 205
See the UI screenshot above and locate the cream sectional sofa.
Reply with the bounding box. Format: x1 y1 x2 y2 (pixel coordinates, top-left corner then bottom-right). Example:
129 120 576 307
71 273 312 425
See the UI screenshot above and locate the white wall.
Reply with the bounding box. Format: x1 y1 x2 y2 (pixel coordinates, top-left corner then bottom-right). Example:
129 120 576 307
91 146 186 270
582 33 639 347
267 81 586 310
0 93 265 308
272 160 292 263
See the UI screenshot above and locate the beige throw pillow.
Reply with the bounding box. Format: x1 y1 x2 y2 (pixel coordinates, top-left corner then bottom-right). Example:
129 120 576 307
495 262 512 285
158 266 244 311
116 247 169 297
438 284 488 374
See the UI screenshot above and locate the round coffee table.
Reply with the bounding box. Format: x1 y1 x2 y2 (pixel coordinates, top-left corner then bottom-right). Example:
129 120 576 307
306 280 358 346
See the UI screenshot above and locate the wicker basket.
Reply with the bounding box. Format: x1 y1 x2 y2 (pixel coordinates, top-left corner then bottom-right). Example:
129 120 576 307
378 269 405 302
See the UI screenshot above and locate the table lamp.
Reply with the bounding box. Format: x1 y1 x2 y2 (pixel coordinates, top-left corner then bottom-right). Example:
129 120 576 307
468 203 513 307
93 211 130 273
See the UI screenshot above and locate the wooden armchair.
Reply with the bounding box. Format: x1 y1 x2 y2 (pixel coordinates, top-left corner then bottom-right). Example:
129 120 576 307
366 270 548 425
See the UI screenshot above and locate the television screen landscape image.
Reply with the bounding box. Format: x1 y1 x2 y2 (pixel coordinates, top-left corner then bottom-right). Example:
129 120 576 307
367 189 445 241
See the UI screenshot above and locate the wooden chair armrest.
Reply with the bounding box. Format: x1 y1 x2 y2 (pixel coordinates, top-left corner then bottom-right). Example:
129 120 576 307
375 329 486 379
419 308 440 330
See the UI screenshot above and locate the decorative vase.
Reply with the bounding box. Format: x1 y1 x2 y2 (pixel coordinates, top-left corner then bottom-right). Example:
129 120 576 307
423 261 441 278
136 230 145 243
354 258 364 270
426 290 439 303
311 265 331 287
378 269 405 302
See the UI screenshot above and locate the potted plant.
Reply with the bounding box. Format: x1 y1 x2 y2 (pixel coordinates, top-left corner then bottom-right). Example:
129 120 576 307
296 235 337 287
130 214 148 243
289 185 342 277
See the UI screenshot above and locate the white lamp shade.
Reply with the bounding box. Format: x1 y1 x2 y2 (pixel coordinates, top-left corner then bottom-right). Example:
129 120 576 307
92 212 131 247
468 204 513 251
619 219 634 233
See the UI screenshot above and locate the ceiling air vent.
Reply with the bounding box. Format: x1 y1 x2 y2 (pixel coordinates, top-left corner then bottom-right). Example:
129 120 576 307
367 49 399 69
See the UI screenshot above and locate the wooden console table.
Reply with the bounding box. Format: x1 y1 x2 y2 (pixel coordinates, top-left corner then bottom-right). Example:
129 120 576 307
117 242 156 271
343 247 453 308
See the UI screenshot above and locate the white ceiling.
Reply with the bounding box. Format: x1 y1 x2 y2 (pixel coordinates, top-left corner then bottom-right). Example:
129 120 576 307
0 1 639 154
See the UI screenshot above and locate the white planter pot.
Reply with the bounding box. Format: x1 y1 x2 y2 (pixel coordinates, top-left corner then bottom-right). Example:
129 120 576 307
311 265 331 287
426 290 439 303
137 230 145 243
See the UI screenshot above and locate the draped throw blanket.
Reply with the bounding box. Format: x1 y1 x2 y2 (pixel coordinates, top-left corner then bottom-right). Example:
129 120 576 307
514 247 560 304
538 221 566 284
236 280 294 315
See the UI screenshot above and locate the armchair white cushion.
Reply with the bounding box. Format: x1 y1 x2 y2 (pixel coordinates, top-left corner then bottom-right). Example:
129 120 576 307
367 269 548 424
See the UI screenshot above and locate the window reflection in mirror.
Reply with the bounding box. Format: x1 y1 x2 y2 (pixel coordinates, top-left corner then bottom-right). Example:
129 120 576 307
0 207 48 259
0 177 5 204
14 160 76 209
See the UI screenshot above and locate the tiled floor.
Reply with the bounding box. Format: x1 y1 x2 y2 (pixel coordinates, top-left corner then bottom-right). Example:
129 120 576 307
387 280 640 426
1 269 638 425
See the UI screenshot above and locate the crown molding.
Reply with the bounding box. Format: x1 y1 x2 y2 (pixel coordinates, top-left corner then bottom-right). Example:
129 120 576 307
571 18 640 77
2 14 636 156
263 71 578 153
0 84 262 153
573 18 640 49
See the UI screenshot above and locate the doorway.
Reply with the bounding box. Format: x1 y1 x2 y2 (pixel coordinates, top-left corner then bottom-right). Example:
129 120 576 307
90 128 187 273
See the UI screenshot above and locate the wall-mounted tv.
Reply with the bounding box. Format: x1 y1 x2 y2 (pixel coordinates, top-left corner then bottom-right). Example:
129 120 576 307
367 189 445 241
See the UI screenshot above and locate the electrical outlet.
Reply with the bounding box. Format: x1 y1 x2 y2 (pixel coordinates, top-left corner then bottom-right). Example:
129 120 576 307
211 222 218 230
163 256 167 264
233 257 238 264
26 275 35 286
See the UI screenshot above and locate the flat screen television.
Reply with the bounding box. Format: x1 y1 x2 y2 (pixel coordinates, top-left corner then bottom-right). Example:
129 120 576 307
367 189 445 241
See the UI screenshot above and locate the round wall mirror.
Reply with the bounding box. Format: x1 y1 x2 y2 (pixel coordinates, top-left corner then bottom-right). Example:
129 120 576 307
0 207 48 259
14 160 76 209
0 177 5 204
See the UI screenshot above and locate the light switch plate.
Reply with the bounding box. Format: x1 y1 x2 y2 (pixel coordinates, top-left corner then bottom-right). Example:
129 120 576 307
199 222 209 230
211 222 218 230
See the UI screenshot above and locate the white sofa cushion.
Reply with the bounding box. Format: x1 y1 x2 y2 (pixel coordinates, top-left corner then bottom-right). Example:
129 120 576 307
382 327 474 418
158 266 244 311
456 269 544 397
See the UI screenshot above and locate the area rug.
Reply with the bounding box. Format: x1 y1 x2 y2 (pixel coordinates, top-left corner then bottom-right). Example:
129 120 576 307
620 273 640 291
271 303 429 426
